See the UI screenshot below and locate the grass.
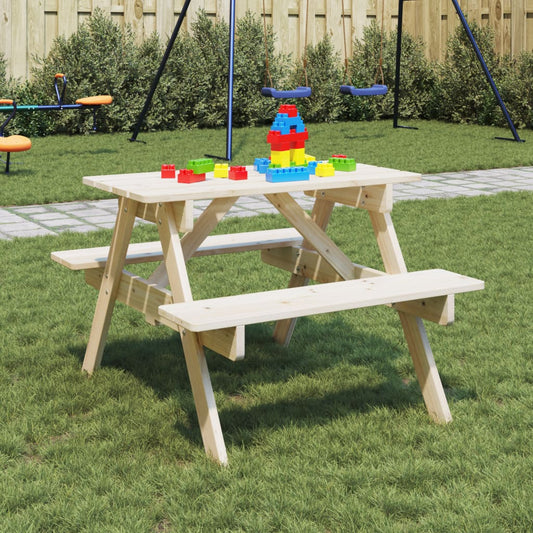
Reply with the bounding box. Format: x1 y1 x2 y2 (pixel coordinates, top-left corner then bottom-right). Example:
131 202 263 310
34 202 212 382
1 119 533 206
0 191 532 531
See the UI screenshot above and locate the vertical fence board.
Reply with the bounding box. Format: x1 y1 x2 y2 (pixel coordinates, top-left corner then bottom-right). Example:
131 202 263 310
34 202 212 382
11 0 27 79
2 0 533 80
1 0 12 81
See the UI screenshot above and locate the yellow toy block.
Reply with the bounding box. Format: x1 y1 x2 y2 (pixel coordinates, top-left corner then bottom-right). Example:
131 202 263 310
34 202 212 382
213 163 229 178
304 154 316 163
315 162 335 177
290 147 306 166
271 150 291 168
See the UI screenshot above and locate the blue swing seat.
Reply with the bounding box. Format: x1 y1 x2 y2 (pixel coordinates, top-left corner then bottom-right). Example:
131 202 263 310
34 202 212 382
261 86 312 98
340 84 388 96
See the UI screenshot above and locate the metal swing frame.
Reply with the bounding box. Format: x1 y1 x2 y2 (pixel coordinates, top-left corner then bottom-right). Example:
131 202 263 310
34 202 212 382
393 0 523 142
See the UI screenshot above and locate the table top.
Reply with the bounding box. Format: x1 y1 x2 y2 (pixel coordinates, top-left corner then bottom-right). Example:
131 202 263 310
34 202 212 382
83 164 420 203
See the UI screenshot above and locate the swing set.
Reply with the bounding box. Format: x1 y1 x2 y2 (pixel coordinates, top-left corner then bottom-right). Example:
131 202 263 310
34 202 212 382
340 0 388 96
130 0 523 157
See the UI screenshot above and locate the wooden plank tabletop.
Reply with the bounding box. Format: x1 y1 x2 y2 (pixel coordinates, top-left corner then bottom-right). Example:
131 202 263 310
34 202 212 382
83 164 420 203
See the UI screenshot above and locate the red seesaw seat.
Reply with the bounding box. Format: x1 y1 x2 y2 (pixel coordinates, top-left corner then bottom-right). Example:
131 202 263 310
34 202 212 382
0 98 32 173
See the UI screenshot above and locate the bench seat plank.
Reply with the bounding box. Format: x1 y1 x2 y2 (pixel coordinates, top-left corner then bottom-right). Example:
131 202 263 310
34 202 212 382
159 269 484 332
51 228 303 270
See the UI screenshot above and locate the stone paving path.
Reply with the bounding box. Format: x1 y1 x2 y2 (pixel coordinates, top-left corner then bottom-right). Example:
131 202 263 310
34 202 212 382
1 166 532 240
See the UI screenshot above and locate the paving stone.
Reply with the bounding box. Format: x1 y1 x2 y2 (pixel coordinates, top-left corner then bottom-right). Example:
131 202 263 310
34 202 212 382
11 205 48 214
31 212 73 221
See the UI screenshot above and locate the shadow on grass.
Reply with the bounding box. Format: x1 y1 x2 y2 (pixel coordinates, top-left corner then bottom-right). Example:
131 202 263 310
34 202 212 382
68 313 475 450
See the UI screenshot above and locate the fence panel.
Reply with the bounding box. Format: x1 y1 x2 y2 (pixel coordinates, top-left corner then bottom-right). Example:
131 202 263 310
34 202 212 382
1 0 532 80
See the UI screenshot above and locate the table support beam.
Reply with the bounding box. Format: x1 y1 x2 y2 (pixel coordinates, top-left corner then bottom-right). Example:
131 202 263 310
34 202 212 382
368 211 452 423
270 195 335 346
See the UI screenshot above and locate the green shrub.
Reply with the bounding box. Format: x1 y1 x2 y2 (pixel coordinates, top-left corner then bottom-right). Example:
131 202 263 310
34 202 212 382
232 11 281 126
3 9 531 136
437 21 503 125
342 23 438 122
292 35 344 123
20 9 161 135
497 51 533 129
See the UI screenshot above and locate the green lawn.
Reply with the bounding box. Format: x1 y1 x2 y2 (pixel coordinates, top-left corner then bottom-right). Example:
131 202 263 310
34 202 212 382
1 120 533 206
1 192 531 531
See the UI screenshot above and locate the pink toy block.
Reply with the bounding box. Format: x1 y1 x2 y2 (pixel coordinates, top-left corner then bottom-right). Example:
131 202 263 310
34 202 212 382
161 164 176 179
178 168 205 183
228 166 248 180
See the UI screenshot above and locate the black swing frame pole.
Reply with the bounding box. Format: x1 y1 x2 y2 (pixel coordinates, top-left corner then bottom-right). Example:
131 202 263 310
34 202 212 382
450 0 523 142
394 0 523 142
393 0 417 129
129 0 193 142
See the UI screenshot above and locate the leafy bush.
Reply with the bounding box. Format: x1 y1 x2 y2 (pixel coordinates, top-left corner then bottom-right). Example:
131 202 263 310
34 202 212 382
343 23 438 122
497 51 533 129
2 9 531 136
292 35 344 123
436 21 503 125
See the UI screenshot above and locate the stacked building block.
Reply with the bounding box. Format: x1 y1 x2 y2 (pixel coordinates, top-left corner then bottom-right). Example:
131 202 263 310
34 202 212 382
265 104 310 182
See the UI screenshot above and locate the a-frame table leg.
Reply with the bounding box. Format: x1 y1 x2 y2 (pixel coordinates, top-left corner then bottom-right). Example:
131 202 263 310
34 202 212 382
368 211 452 423
82 197 139 374
158 202 228 464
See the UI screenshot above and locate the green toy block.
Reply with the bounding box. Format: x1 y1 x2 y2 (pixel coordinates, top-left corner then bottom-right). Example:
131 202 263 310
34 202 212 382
329 157 356 172
187 158 215 174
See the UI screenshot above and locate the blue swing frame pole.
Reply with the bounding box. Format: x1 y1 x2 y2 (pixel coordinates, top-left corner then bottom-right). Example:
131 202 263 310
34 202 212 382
450 0 523 142
226 0 236 161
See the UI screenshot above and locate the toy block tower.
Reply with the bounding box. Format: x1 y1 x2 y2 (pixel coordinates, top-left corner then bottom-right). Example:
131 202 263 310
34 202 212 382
266 105 309 168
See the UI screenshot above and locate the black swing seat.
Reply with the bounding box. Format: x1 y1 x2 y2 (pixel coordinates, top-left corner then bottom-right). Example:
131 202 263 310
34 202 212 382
261 86 312 98
340 84 388 96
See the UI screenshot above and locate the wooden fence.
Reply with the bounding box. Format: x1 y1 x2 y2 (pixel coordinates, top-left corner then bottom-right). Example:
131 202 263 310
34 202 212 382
2 0 533 80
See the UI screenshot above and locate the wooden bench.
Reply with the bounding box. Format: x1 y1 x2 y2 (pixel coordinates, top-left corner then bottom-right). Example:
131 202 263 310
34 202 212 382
51 228 303 270
158 269 484 332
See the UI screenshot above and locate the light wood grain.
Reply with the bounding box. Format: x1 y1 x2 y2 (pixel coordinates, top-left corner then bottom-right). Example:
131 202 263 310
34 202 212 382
51 228 303 270
159 269 484 332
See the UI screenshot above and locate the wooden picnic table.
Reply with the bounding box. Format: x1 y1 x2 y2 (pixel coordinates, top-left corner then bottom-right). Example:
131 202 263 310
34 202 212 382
51 164 484 464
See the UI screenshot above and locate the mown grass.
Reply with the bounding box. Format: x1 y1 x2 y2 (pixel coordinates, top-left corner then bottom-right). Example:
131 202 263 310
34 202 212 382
0 191 531 531
1 119 533 206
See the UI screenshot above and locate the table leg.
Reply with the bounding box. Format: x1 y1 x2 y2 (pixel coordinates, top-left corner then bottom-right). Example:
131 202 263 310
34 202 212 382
82 197 139 374
147 197 238 289
158 202 228 464
368 211 452 423
272 196 335 346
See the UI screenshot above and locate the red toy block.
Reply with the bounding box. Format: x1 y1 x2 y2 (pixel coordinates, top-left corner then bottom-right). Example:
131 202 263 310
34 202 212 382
331 154 347 158
277 104 298 117
161 164 176 179
228 166 248 180
178 168 205 183
266 129 309 149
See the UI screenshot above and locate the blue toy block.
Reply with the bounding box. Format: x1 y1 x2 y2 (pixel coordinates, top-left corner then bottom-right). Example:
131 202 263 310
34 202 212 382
266 166 310 183
270 112 306 135
307 160 318 175
254 157 271 173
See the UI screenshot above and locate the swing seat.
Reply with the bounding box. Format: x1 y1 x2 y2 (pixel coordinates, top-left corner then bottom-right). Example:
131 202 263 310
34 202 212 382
0 98 32 173
340 84 388 96
261 86 312 99
75 95 113 106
